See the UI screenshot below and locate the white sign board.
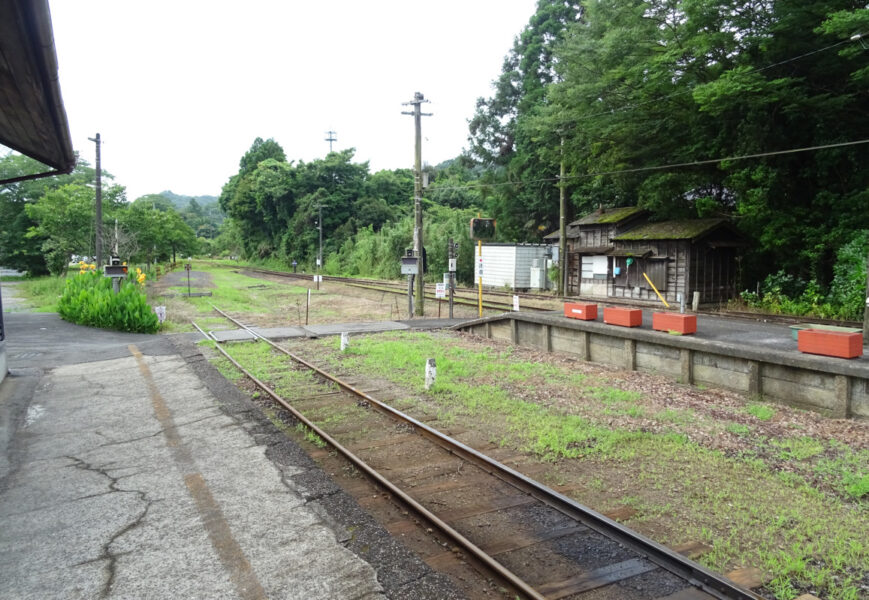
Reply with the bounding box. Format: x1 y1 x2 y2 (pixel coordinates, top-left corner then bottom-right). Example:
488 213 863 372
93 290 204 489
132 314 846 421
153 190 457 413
513 295 520 311
448 258 457 272
435 283 446 299
477 257 484 278
400 257 419 275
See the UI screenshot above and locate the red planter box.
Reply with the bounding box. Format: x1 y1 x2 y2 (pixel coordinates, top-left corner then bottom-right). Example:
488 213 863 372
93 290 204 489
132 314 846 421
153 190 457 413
653 312 697 335
603 307 642 328
797 329 863 359
564 302 598 321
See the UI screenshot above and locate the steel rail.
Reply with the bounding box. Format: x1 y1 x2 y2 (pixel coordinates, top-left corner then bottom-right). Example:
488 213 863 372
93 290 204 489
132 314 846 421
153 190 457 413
232 265 861 328
193 318 546 600
208 305 763 600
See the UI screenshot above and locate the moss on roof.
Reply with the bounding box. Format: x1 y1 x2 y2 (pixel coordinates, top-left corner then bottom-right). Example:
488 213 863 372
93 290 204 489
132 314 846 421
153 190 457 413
574 206 645 225
613 218 729 241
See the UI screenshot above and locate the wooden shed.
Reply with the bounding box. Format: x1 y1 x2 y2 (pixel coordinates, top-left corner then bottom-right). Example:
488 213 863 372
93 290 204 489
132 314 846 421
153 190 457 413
609 219 748 305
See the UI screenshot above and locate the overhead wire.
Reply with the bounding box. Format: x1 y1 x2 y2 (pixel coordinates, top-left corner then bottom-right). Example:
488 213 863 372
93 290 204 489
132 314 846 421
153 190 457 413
428 138 869 192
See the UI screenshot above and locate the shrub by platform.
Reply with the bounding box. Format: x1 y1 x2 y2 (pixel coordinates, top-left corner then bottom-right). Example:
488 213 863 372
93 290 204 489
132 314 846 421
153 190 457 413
58 271 159 333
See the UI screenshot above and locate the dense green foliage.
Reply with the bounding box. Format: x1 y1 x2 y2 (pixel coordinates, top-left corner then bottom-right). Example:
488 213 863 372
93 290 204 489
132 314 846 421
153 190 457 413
57 271 159 333
1 153 199 275
461 0 869 313
325 205 478 284
219 137 416 266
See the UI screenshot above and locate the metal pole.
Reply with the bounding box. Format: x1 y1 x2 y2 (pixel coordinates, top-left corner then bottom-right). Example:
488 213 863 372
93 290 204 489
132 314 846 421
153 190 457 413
88 133 102 266
448 237 455 319
863 249 869 342
478 239 483 318
407 275 414 317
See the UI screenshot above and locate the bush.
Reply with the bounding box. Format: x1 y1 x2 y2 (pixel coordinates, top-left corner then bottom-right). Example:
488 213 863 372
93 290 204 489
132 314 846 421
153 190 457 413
57 271 159 333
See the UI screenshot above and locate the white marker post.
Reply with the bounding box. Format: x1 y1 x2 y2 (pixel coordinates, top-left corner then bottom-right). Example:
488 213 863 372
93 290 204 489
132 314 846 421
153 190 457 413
424 358 436 390
340 332 349 351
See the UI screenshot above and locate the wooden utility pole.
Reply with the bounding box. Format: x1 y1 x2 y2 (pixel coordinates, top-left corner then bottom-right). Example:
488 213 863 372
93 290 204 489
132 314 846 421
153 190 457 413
402 92 432 317
88 133 102 266
558 138 567 297
317 201 323 291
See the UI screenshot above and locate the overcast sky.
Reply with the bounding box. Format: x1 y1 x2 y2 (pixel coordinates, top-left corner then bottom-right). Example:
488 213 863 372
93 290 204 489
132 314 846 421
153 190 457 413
47 1 538 202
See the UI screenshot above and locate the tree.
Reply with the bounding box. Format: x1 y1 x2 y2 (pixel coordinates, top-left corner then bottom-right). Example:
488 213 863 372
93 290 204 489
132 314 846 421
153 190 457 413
468 0 584 241
528 0 869 285
1 153 124 274
24 184 96 275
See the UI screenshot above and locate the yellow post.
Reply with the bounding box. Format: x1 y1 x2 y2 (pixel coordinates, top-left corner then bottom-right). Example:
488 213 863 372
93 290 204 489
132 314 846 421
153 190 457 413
478 239 483 317
643 272 670 308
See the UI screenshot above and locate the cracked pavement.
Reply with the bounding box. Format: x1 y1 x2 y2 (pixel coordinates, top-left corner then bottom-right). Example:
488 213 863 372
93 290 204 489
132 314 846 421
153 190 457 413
1 314 462 599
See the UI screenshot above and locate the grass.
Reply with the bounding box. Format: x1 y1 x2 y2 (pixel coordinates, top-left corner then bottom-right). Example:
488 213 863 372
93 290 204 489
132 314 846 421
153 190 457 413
745 402 776 421
6 275 68 311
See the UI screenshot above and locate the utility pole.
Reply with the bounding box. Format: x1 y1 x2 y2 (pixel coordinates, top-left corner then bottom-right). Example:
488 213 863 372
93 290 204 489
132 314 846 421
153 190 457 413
558 137 567 297
88 133 102 266
317 201 323 291
402 92 432 317
325 130 336 153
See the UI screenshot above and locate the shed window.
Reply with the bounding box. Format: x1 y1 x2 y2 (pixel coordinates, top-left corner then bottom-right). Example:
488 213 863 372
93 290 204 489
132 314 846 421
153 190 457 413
581 255 608 279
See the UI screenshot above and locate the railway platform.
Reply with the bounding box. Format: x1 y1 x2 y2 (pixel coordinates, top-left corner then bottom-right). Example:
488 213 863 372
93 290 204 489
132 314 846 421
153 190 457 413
0 311 464 600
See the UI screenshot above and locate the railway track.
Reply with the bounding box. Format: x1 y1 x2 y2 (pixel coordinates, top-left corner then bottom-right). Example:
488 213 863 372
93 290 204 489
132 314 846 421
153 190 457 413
194 305 766 600
227 265 862 328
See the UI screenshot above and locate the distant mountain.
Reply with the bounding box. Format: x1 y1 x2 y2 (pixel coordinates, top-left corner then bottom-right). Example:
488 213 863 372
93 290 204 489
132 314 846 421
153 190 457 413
159 190 219 211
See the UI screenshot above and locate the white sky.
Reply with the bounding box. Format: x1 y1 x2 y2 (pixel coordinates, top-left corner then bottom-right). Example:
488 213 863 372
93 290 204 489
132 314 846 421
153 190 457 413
48 1 538 202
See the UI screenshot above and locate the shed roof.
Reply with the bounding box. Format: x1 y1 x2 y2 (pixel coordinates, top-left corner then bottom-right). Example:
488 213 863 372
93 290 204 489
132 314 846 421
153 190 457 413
571 206 645 226
613 218 741 242
0 0 75 183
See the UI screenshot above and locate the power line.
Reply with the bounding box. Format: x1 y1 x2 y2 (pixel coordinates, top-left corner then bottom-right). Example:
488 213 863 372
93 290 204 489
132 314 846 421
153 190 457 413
430 138 869 193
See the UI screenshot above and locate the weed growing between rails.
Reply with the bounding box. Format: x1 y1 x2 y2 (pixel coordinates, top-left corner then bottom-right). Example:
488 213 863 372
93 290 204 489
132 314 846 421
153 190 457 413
277 330 867 600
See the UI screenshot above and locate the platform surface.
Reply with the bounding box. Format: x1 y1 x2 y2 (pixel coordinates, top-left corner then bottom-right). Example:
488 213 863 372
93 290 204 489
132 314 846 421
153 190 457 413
0 310 463 600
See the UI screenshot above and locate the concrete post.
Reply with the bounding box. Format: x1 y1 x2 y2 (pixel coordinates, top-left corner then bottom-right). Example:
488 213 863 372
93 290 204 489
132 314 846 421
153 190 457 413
425 358 436 390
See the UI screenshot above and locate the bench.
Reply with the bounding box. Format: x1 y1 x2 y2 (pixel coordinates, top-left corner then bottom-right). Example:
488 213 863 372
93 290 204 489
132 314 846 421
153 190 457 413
797 329 863 359
652 312 697 335
563 303 597 321
603 307 642 328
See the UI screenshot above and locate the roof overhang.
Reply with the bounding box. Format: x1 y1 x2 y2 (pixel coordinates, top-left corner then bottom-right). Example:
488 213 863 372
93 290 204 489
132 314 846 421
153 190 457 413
572 246 613 254
0 0 75 184
607 248 654 258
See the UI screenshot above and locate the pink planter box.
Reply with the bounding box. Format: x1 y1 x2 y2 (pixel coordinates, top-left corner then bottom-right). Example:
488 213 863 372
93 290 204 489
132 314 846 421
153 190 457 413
653 312 697 335
798 329 863 359
564 303 598 321
603 307 642 328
